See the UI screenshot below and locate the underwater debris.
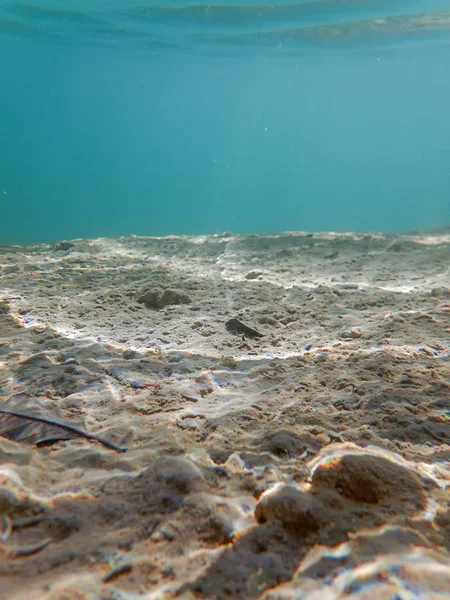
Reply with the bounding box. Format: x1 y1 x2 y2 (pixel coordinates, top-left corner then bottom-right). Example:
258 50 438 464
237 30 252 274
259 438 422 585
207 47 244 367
0 409 126 453
225 318 263 339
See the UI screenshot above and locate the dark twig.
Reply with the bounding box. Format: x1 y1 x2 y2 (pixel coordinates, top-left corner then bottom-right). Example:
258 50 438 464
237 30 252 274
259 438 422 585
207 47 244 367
103 563 133 583
0 409 127 453
9 537 52 558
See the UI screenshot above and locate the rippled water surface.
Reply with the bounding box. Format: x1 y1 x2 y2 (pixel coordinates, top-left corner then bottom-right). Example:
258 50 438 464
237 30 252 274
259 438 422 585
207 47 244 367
1 0 450 52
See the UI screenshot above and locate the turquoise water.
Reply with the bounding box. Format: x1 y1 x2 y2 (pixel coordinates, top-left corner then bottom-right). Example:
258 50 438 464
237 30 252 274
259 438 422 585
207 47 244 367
1 1 449 244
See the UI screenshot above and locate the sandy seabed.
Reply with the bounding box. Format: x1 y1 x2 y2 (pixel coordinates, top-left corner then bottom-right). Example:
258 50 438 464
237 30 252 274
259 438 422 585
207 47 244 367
0 231 449 600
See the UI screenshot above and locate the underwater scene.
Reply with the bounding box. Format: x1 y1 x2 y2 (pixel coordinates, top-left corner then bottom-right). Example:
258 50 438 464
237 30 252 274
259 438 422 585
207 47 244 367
0 1 450 599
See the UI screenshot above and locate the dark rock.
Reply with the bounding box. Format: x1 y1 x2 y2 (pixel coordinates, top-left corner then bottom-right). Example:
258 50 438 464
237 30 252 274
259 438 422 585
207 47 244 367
158 289 192 307
225 318 263 339
54 241 75 252
138 288 192 309
138 289 162 308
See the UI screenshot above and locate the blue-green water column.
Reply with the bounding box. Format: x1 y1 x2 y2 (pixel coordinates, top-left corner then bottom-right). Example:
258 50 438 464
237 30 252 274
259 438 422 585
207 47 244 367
1 39 449 244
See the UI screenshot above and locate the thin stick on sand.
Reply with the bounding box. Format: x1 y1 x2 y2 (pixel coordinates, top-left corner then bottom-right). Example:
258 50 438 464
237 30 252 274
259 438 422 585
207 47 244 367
0 409 127 453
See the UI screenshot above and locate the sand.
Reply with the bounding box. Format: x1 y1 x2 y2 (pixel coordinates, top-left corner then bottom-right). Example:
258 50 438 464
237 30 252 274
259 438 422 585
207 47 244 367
0 231 449 599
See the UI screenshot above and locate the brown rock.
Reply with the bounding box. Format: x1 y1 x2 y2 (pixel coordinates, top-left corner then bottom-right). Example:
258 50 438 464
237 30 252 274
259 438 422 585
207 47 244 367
310 451 429 511
137 288 192 309
153 457 205 495
255 484 321 533
137 289 162 308
158 289 192 307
